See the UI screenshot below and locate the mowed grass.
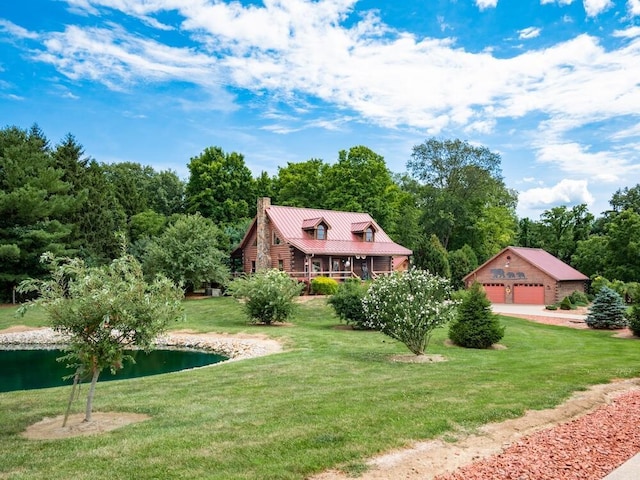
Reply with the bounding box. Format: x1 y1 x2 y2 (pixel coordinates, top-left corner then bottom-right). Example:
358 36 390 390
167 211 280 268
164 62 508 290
1 297 639 479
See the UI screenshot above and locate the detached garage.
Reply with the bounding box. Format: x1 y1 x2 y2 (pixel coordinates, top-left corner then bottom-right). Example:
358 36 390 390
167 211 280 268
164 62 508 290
463 246 589 305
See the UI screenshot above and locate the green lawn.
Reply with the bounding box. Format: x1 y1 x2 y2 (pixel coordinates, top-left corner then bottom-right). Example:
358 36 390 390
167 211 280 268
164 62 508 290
1 297 639 479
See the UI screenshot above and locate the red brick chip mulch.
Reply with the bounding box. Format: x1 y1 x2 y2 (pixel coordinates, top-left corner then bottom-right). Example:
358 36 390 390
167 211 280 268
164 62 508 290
435 390 640 480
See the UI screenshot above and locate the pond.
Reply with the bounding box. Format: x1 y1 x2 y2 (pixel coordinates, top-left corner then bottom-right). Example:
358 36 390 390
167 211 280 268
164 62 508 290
0 348 228 393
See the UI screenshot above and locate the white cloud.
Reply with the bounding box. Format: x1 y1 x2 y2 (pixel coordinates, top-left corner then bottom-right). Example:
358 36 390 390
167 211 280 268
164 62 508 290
518 179 594 211
534 140 640 183
583 0 613 17
0 19 39 39
540 0 576 6
630 0 640 16
613 26 640 37
518 27 541 39
475 0 498 10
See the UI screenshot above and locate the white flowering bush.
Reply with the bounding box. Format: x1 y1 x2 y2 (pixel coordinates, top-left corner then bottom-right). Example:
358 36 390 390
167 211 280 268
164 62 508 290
362 268 458 355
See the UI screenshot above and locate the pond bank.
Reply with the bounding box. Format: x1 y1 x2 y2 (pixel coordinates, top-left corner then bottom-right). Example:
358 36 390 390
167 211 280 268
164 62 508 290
0 327 283 360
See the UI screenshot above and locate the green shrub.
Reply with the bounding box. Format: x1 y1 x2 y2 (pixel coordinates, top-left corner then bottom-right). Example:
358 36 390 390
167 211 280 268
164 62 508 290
327 279 369 329
626 305 640 337
545 304 559 310
559 296 574 310
585 286 628 329
568 290 589 306
310 277 339 295
362 268 457 355
227 269 304 324
448 282 504 349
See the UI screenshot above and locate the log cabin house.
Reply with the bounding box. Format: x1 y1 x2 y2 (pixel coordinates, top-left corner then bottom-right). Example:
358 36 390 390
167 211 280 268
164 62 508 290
231 198 412 283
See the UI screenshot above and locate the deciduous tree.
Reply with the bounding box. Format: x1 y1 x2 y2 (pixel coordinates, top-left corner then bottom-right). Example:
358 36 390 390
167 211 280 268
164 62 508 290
18 245 183 423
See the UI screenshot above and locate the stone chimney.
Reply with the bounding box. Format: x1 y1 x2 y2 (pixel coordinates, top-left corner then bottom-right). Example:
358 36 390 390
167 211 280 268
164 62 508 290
256 197 271 271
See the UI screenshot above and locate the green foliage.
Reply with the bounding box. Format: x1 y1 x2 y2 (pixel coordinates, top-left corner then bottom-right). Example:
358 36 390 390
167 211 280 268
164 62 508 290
185 146 255 225
448 244 478 289
273 159 329 208
310 276 339 295
228 269 304 324
0 125 78 301
627 305 640 337
327 278 369 328
144 213 229 291
585 287 628 329
448 282 504 349
17 244 183 421
362 268 457 355
559 296 574 310
568 290 589 306
413 234 451 278
407 137 517 257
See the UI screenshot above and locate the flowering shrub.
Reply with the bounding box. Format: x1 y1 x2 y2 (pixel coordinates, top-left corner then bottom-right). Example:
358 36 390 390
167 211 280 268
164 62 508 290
228 269 304 324
362 268 458 355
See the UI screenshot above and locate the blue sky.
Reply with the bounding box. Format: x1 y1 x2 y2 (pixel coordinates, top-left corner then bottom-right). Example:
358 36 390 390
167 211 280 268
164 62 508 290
1 0 639 219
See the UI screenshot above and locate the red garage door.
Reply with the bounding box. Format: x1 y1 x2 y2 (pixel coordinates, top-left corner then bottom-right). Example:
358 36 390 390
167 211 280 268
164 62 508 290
482 284 505 303
513 284 545 304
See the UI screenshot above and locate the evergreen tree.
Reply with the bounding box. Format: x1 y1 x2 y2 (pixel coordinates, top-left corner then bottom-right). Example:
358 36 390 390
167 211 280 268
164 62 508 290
0 125 77 301
449 282 504 348
413 234 451 278
585 286 628 329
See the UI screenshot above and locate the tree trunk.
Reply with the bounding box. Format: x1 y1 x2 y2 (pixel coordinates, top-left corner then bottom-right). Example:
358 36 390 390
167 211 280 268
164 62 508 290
84 368 100 423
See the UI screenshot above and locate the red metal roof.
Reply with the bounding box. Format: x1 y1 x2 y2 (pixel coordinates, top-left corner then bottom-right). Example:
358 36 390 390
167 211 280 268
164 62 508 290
266 205 412 256
464 246 588 282
508 246 588 281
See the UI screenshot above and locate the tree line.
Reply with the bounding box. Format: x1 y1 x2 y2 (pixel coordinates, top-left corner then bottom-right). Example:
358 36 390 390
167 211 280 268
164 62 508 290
1 124 638 301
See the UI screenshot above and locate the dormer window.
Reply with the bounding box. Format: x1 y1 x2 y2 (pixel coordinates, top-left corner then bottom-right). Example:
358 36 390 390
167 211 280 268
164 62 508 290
365 227 374 242
351 221 377 242
302 217 330 241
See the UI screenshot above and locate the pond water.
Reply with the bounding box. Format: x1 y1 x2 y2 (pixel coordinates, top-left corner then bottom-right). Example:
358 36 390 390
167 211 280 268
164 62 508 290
0 348 228 393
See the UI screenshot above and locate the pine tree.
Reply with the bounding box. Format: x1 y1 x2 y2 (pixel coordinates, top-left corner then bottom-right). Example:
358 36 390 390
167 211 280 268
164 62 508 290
585 286 628 329
449 282 505 348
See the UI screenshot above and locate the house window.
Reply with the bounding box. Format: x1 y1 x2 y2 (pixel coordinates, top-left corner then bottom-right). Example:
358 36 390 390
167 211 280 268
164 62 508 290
316 224 326 240
273 233 282 245
278 259 284 270
312 260 322 273
251 261 256 273
365 227 374 242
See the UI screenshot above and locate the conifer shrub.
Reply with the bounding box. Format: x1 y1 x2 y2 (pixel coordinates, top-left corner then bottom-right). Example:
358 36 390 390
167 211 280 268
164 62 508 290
448 282 505 349
624 304 640 337
310 276 339 295
327 278 369 329
585 286 628 329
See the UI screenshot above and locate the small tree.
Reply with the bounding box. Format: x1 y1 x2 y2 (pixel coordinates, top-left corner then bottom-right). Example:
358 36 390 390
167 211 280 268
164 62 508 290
18 246 184 423
327 278 369 329
362 268 457 355
585 286 628 329
448 282 504 349
228 269 304 324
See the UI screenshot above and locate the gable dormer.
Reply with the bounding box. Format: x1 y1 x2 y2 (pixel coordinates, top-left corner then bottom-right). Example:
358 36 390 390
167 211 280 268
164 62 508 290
302 217 330 240
351 221 377 242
